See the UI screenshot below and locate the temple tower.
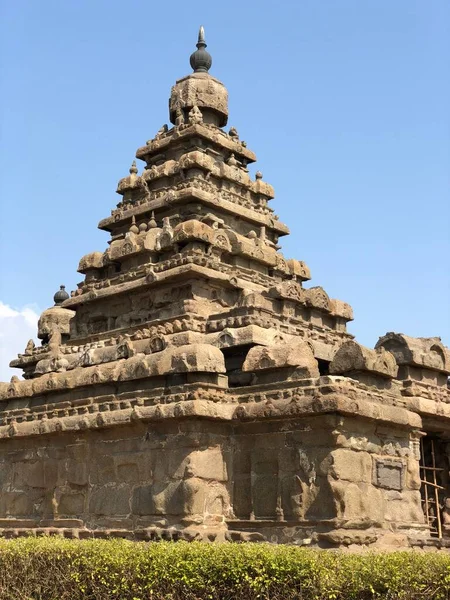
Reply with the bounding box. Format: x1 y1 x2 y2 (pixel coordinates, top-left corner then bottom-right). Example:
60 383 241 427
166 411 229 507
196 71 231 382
1 29 449 548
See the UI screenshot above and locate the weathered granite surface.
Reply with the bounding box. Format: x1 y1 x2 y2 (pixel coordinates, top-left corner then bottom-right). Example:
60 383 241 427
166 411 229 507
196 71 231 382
2 28 449 549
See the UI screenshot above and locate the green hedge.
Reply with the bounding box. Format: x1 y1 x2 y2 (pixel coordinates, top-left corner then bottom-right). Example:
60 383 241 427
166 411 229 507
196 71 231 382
0 537 449 600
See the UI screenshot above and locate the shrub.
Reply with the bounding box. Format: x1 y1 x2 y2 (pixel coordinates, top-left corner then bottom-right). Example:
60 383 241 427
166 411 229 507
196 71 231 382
0 537 449 599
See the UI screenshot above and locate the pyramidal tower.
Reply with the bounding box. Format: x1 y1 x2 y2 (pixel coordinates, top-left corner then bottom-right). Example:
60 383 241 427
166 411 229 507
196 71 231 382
2 30 450 548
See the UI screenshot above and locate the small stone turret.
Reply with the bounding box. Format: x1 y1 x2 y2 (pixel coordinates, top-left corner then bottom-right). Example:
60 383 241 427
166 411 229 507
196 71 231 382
169 27 228 127
38 288 75 348
116 160 148 205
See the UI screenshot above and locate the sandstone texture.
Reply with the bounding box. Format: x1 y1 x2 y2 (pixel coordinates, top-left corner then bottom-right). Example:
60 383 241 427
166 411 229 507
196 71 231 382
2 28 449 549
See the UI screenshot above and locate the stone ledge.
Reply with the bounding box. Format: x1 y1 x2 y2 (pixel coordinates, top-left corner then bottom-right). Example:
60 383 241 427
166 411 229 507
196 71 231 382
232 391 421 429
98 185 289 235
0 399 238 440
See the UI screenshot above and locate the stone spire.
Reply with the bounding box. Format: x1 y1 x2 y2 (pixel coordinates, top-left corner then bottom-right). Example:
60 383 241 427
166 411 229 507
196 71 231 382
190 26 212 73
115 159 147 205
129 160 138 175
168 27 228 127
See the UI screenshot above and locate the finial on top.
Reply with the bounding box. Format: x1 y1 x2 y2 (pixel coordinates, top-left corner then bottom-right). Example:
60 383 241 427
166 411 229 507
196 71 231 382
190 25 212 73
129 160 138 175
129 215 139 234
148 211 157 229
53 285 69 306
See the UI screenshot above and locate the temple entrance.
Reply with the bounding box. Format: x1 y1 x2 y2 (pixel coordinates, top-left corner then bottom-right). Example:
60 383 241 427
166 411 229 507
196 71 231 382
420 436 446 538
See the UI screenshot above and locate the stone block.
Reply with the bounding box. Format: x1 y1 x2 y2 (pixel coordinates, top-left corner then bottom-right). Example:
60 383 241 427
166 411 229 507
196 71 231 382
304 475 337 520
132 481 181 516
13 461 45 489
206 483 229 516
77 251 104 274
0 492 34 517
189 447 226 481
114 452 151 482
91 455 116 485
132 484 157 516
0 462 12 487
64 460 88 486
233 474 252 518
242 341 319 377
329 299 353 320
166 449 194 480
384 491 424 524
374 458 404 491
66 444 89 461
330 341 397 378
116 462 140 484
58 493 85 515
331 481 383 521
405 457 421 491
37 306 74 341
328 449 372 483
252 475 278 518
89 484 131 516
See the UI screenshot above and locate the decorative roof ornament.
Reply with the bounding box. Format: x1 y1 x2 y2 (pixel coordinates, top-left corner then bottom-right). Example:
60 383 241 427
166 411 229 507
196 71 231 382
190 26 212 73
53 285 69 306
227 153 238 167
116 159 147 200
129 215 139 235
148 211 157 229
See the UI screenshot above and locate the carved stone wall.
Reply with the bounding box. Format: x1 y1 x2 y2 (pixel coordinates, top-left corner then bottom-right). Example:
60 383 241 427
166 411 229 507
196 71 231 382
2 31 450 549
0 420 231 537
0 409 426 547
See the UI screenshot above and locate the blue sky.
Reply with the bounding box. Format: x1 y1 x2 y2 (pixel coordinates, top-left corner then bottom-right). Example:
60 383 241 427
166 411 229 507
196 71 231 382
0 1 449 379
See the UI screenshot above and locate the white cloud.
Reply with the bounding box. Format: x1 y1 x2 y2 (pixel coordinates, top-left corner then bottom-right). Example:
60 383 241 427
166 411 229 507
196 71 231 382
0 302 40 382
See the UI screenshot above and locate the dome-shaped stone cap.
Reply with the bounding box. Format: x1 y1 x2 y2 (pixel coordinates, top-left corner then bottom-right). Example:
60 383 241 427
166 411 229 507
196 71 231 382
38 305 74 339
78 251 105 274
116 161 146 196
53 285 69 305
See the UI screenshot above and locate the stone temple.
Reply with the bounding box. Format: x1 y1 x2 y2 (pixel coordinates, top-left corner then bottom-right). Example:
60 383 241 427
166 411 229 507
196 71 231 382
2 28 450 549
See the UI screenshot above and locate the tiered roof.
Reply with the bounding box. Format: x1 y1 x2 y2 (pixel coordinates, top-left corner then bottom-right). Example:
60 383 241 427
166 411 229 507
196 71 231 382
8 27 353 385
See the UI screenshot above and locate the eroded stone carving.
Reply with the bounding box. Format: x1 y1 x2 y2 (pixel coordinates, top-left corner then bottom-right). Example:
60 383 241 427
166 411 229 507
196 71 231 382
376 333 450 374
242 342 319 378
330 341 398 379
2 27 448 550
